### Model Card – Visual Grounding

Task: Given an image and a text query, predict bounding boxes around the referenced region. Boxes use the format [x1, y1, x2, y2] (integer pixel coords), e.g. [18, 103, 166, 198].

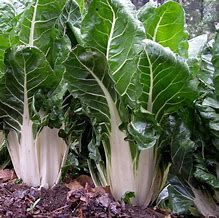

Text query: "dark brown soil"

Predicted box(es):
[0, 173, 170, 218]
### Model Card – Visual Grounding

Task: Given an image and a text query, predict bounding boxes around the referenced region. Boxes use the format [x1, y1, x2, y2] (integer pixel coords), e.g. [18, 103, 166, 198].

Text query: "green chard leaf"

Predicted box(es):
[139, 40, 195, 122]
[168, 116, 196, 181]
[0, 1, 20, 75]
[16, 0, 72, 72]
[168, 185, 194, 215]
[194, 164, 219, 190]
[138, 1, 188, 57]
[0, 1, 16, 33]
[57, 0, 83, 47]
[0, 46, 60, 134]
[17, 0, 66, 49]
[81, 0, 145, 106]
[197, 40, 215, 94]
[196, 96, 219, 150]
[64, 46, 114, 156]
[0, 45, 62, 186]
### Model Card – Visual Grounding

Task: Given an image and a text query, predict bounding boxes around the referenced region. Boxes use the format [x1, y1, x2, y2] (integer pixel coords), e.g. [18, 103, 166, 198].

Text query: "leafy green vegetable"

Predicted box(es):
[57, 0, 83, 47]
[168, 185, 195, 215]
[17, 0, 66, 48]
[139, 40, 194, 121]
[0, 0, 72, 187]
[81, 0, 145, 106]
[64, 0, 195, 207]
[0, 45, 64, 186]
[0, 1, 19, 75]
[138, 1, 188, 57]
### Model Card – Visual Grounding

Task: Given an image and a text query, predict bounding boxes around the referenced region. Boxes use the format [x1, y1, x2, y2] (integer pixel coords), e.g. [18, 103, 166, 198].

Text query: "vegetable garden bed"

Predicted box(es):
[0, 171, 170, 217]
[0, 0, 218, 217]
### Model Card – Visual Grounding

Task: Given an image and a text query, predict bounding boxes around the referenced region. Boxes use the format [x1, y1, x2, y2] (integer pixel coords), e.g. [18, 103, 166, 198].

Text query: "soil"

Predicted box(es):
[0, 170, 172, 218]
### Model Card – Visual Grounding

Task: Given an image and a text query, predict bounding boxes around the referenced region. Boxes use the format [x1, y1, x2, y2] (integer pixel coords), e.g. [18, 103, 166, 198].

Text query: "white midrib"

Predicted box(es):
[76, 56, 135, 199]
[29, 0, 39, 46]
[106, 1, 116, 60]
[21, 64, 40, 186]
[145, 47, 153, 113]
[76, 56, 118, 127]
[23, 67, 28, 118]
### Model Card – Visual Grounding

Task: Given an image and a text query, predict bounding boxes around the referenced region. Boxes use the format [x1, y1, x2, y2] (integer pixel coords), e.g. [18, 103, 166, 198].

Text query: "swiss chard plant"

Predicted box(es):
[63, 0, 195, 207]
[0, 0, 75, 187]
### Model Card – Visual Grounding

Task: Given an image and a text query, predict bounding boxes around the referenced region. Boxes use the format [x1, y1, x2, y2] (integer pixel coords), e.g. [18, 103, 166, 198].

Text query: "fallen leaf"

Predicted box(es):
[0, 169, 17, 182]
[76, 175, 94, 188]
[65, 180, 83, 191]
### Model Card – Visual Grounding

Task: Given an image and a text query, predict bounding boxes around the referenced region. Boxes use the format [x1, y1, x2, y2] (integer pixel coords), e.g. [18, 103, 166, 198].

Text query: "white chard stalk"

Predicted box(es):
[106, 97, 156, 206]
[7, 115, 67, 187]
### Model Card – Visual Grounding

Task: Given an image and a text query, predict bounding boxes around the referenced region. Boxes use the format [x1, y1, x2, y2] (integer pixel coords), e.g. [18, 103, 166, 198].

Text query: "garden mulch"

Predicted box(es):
[0, 170, 172, 218]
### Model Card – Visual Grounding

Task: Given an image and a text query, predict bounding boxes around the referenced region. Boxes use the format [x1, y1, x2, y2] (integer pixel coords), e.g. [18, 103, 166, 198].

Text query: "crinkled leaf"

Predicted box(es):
[127, 109, 160, 150]
[0, 46, 60, 134]
[139, 40, 195, 122]
[0, 34, 18, 75]
[194, 165, 219, 190]
[11, 0, 31, 14]
[170, 119, 196, 181]
[57, 0, 83, 47]
[198, 41, 215, 93]
[196, 96, 219, 150]
[17, 0, 71, 72]
[138, 1, 188, 57]
[169, 176, 194, 200]
[81, 0, 145, 106]
[45, 27, 71, 72]
[163, 113, 196, 183]
[0, 1, 19, 75]
[64, 46, 113, 137]
[0, 0, 69, 75]
[18, 0, 66, 50]
[0, 1, 16, 33]
[168, 185, 194, 215]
